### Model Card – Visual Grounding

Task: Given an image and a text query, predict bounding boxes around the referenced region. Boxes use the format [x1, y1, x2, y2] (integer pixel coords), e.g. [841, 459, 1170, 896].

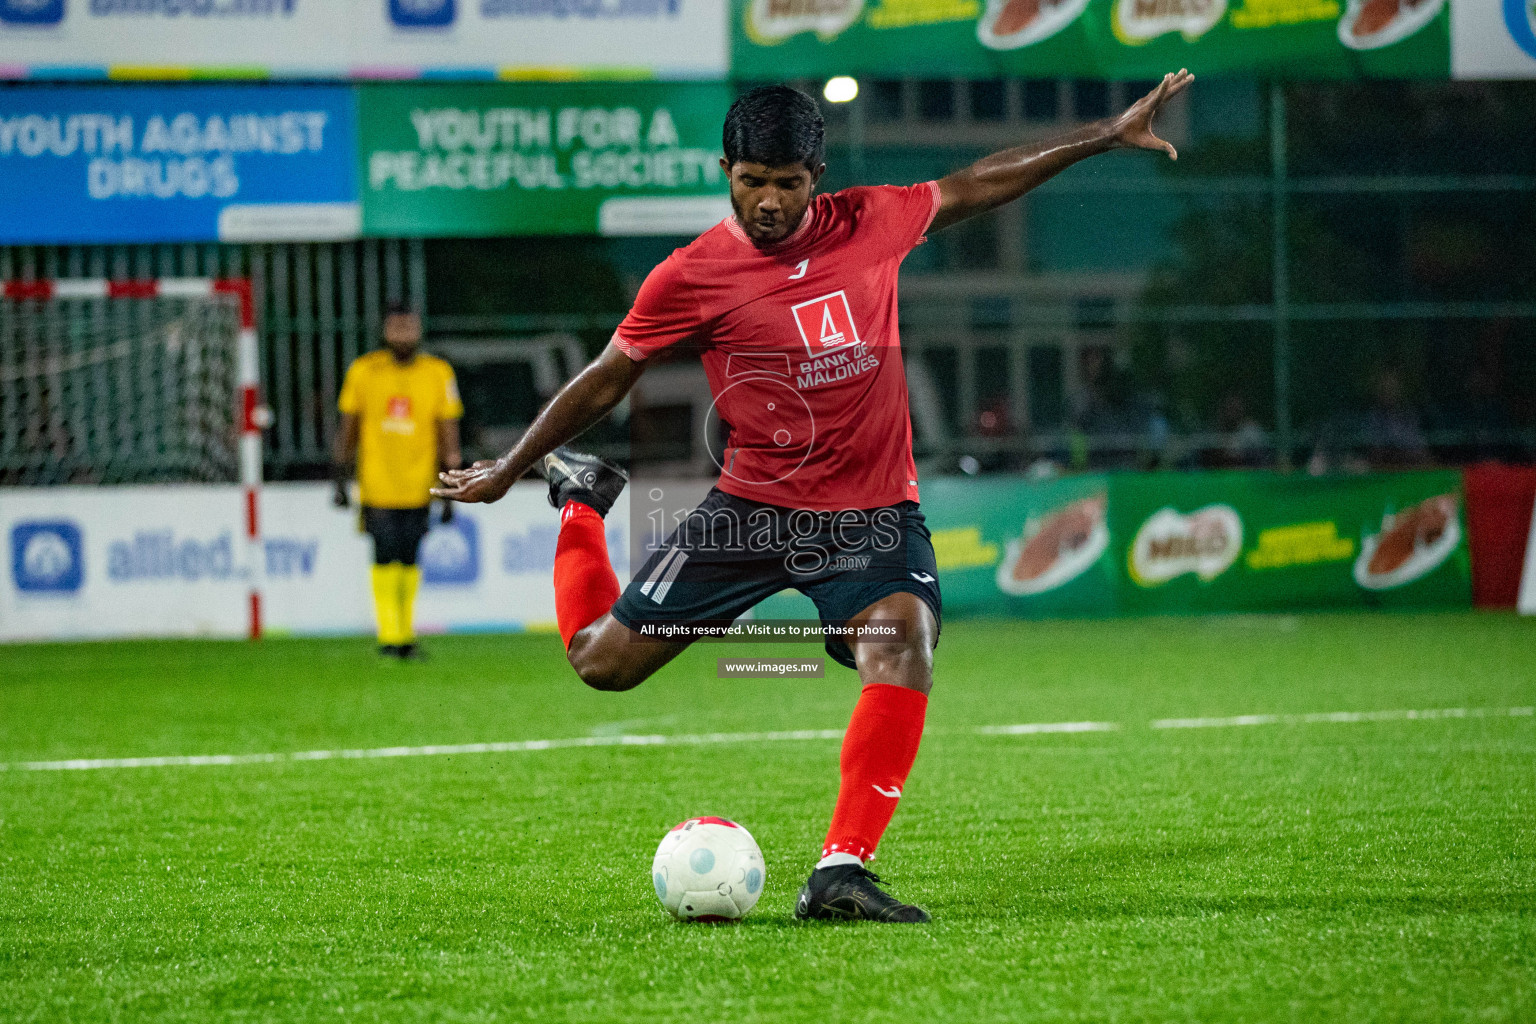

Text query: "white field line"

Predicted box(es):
[0, 730, 847, 773]
[1152, 706, 1535, 730]
[2, 709, 1530, 773]
[975, 721, 1120, 735]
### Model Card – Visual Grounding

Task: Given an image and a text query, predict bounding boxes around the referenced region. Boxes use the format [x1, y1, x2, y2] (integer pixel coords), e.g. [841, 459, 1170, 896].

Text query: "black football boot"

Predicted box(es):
[394, 642, 427, 662]
[540, 446, 629, 518]
[794, 864, 930, 923]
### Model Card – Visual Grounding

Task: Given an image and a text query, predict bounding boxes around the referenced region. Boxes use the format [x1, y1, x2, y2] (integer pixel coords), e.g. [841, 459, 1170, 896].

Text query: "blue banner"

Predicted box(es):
[0, 85, 359, 244]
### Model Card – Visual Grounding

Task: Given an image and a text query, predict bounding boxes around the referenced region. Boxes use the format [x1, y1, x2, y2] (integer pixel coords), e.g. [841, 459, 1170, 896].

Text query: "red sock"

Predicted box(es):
[822, 683, 929, 862]
[553, 501, 620, 649]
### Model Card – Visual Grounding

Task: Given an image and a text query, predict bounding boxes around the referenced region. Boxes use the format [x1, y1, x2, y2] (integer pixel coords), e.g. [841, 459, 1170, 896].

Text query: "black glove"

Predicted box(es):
[439, 498, 455, 525]
[332, 478, 350, 509]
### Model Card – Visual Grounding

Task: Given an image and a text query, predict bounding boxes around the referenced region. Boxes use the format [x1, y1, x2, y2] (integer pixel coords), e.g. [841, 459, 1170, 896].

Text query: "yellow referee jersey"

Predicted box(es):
[338, 350, 463, 509]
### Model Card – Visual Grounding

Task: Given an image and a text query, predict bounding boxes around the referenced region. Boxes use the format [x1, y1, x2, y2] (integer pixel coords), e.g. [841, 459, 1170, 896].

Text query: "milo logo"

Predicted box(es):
[746, 0, 864, 42]
[1128, 504, 1242, 587]
[1113, 0, 1226, 42]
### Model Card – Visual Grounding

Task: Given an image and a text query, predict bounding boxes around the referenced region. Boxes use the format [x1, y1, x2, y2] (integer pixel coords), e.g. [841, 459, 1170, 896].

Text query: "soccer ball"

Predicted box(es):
[651, 817, 765, 921]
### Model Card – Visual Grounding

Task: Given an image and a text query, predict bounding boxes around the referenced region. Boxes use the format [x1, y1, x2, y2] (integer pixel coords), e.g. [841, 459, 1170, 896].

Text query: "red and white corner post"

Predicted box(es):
[214, 279, 266, 640]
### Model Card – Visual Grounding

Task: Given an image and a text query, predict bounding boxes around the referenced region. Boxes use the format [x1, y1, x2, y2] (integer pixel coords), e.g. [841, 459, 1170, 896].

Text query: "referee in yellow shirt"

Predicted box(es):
[334, 301, 463, 660]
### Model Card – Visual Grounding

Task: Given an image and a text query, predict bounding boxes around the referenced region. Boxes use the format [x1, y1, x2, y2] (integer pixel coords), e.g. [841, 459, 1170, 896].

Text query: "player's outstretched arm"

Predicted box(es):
[930, 69, 1193, 233]
[431, 341, 644, 504]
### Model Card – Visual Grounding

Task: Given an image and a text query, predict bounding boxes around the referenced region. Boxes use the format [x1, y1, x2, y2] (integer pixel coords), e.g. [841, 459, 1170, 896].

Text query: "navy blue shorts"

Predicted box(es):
[610, 488, 941, 670]
[363, 506, 430, 565]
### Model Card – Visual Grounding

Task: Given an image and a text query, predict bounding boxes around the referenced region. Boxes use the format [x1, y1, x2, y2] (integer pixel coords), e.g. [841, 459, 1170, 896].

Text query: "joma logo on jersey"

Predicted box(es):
[791, 290, 862, 357]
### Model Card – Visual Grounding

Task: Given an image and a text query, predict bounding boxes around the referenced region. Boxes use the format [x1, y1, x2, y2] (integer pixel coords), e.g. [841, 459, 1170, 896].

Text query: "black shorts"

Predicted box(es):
[610, 488, 941, 670]
[362, 506, 431, 565]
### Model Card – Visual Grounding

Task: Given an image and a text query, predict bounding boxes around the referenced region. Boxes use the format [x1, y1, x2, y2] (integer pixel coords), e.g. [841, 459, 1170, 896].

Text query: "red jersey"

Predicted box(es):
[614, 181, 941, 512]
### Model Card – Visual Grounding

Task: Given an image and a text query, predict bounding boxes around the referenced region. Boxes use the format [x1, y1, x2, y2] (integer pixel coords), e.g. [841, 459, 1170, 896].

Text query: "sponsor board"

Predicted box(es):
[0, 0, 726, 80]
[995, 493, 1109, 597]
[0, 481, 627, 642]
[758, 469, 1470, 622]
[978, 0, 1092, 50]
[358, 81, 731, 237]
[1127, 504, 1243, 587]
[732, 0, 1451, 79]
[1110, 471, 1469, 613]
[0, 486, 251, 638]
[1450, 0, 1536, 78]
[1353, 493, 1461, 591]
[0, 473, 1471, 640]
[0, 85, 358, 244]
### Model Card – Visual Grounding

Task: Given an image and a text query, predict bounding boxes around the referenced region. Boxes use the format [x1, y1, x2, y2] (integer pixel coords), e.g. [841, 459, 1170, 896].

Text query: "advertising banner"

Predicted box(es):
[739, 468, 1473, 622]
[0, 0, 726, 81]
[0, 481, 627, 642]
[1108, 469, 1469, 614]
[359, 81, 732, 237]
[0, 85, 359, 244]
[924, 473, 1116, 617]
[732, 0, 1451, 81]
[1, 485, 250, 639]
[1451, 0, 1536, 78]
[258, 482, 629, 637]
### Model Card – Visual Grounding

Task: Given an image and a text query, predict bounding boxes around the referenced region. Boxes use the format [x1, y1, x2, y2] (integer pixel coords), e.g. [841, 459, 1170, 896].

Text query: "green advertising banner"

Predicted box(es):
[359, 83, 733, 239]
[733, 0, 1450, 81]
[924, 473, 1117, 617]
[758, 468, 1470, 622]
[1108, 469, 1470, 614]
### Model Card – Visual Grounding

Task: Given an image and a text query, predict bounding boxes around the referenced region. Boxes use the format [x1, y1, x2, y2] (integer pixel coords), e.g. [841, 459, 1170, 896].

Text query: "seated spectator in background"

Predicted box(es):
[1309, 366, 1430, 474]
[1202, 391, 1268, 469]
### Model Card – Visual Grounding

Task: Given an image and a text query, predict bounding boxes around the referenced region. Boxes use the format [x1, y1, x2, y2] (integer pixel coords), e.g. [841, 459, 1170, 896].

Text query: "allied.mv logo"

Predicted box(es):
[0, 0, 65, 25]
[389, 0, 454, 28]
[790, 290, 862, 357]
[11, 520, 84, 594]
[420, 514, 478, 586]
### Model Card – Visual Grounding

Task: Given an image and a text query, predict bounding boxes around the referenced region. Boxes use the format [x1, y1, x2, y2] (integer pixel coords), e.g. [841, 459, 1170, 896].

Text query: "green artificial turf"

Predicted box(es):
[1, 612, 1533, 1023]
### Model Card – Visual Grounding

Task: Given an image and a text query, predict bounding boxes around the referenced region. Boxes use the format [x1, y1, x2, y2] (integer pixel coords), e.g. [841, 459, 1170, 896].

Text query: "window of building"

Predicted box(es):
[1073, 80, 1111, 119]
[918, 79, 956, 121]
[969, 80, 1008, 121]
[868, 80, 905, 122]
[1024, 79, 1059, 121]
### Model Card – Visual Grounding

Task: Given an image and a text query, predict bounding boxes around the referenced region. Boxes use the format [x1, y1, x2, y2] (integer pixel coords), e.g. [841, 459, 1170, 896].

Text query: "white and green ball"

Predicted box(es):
[651, 817, 765, 921]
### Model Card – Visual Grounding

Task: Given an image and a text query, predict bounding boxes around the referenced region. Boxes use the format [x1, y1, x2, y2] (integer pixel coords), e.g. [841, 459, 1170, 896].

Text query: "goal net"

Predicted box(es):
[1, 279, 252, 486]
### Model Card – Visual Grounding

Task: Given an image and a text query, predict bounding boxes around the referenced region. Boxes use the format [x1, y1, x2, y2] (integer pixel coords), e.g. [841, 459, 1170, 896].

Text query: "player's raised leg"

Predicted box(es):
[543, 445, 688, 691]
[797, 591, 937, 924]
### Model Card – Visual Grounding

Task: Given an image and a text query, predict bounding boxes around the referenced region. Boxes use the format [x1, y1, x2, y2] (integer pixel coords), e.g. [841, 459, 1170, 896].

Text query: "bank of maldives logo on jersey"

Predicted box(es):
[11, 520, 84, 594]
[390, 0, 455, 27]
[0, 0, 65, 25]
[791, 291, 862, 358]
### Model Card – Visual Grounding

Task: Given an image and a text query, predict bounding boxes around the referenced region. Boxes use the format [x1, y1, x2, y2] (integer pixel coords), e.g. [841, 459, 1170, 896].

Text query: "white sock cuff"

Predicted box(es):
[815, 851, 864, 870]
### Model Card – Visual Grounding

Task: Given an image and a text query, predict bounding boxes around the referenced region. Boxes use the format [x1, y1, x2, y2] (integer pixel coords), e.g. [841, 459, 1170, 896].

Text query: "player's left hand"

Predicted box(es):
[432, 458, 513, 505]
[1113, 69, 1194, 160]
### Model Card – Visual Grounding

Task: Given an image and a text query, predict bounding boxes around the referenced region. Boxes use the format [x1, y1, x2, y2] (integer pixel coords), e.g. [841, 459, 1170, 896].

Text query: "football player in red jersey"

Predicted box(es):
[435, 70, 1193, 922]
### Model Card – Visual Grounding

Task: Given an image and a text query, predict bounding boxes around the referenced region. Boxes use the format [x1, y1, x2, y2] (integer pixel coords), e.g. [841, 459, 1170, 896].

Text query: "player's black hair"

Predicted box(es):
[722, 85, 825, 173]
[384, 298, 412, 318]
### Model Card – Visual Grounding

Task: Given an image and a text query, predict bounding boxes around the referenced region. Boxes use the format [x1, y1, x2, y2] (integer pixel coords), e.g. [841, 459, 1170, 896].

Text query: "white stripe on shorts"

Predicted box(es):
[639, 547, 680, 597]
[650, 550, 690, 604]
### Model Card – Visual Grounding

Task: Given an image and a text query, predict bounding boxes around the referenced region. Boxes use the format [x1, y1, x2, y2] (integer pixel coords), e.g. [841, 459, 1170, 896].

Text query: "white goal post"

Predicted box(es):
[1, 277, 267, 638]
